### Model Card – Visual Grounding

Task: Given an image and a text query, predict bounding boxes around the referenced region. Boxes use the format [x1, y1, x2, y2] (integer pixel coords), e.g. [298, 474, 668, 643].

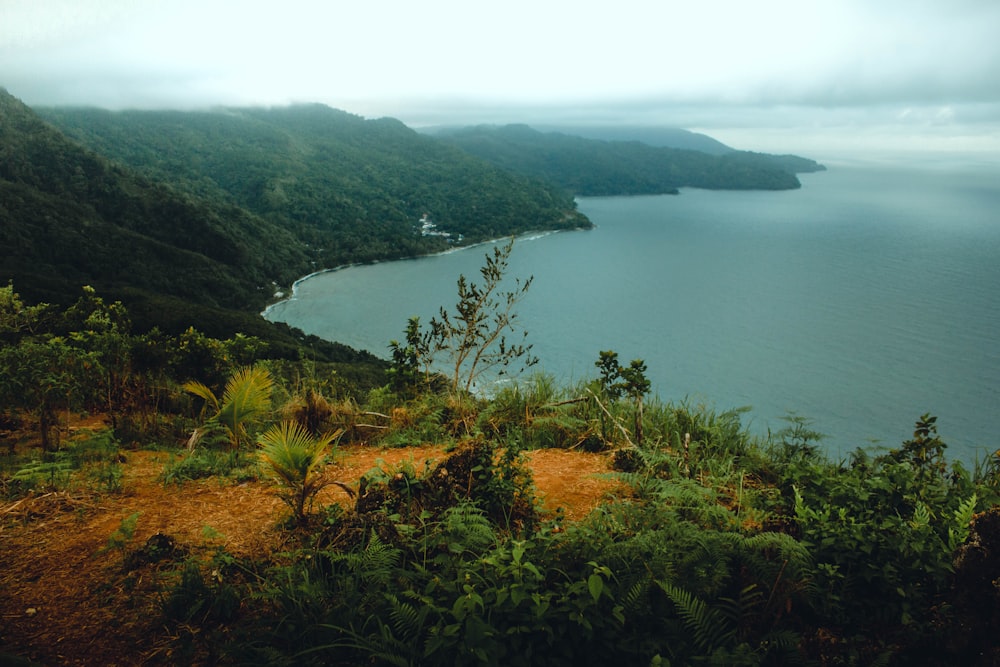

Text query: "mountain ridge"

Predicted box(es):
[2, 88, 825, 347]
[431, 123, 824, 196]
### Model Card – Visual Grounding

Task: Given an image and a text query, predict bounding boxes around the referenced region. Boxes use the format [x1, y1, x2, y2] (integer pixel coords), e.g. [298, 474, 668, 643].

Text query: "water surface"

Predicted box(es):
[267, 159, 1000, 464]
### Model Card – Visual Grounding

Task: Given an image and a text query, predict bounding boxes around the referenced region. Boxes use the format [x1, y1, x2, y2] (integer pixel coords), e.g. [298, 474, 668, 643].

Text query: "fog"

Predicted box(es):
[3, 0, 999, 157]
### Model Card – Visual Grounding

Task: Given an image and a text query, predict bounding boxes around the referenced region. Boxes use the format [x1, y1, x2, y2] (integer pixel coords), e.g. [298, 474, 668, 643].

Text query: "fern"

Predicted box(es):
[357, 531, 401, 587]
[657, 580, 735, 652]
[438, 501, 496, 556]
[618, 575, 653, 623]
[948, 492, 977, 552]
[387, 594, 424, 643]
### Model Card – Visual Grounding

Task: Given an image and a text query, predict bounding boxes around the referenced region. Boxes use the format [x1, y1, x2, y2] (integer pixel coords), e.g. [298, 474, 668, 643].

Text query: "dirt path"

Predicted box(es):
[0, 444, 619, 665]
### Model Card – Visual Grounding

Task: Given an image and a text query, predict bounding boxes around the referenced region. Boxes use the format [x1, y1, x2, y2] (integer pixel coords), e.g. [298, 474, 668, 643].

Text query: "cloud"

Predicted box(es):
[2, 0, 999, 155]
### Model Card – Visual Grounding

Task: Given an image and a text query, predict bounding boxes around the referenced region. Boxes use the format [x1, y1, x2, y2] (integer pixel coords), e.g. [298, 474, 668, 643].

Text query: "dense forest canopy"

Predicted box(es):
[421, 123, 739, 155]
[36, 103, 589, 267]
[434, 123, 825, 196]
[1, 89, 584, 339]
[0, 90, 309, 312]
[528, 124, 738, 154]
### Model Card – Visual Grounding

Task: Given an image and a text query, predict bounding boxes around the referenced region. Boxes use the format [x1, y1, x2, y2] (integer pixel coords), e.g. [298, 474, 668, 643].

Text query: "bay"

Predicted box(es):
[266, 158, 1000, 465]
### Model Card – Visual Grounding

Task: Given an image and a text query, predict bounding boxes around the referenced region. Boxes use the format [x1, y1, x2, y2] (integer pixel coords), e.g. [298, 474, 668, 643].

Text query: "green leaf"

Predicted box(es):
[588, 573, 604, 602]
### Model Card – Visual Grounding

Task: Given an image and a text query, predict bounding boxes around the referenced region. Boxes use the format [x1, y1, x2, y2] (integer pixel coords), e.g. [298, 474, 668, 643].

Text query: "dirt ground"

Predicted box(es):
[0, 431, 621, 666]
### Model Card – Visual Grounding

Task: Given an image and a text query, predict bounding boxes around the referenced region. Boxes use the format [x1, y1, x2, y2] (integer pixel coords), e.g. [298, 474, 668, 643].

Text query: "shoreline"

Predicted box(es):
[260, 227, 584, 319]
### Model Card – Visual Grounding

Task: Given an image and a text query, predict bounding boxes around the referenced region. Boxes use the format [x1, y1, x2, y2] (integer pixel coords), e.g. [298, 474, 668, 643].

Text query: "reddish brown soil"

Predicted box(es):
[0, 431, 620, 666]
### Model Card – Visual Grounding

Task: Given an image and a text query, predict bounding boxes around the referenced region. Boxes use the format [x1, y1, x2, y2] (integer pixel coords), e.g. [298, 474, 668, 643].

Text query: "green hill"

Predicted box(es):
[37, 104, 589, 269]
[1, 90, 586, 348]
[492, 123, 737, 154]
[434, 124, 824, 196]
[0, 89, 309, 314]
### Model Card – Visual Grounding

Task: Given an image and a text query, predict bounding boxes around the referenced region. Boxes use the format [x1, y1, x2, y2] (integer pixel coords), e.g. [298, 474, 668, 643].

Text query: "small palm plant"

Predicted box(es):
[184, 365, 274, 450]
[257, 420, 345, 525]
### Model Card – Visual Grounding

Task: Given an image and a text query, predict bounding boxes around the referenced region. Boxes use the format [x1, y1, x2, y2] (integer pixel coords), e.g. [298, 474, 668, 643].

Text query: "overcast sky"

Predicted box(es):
[2, 0, 999, 156]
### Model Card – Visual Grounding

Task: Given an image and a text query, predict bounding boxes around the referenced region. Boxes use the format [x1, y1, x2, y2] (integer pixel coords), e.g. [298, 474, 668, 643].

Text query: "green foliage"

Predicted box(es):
[0, 280, 51, 338]
[0, 335, 95, 450]
[75, 430, 126, 493]
[12, 456, 74, 491]
[161, 554, 243, 626]
[4, 428, 125, 497]
[787, 414, 982, 658]
[99, 511, 140, 567]
[437, 123, 809, 196]
[412, 238, 539, 394]
[184, 365, 275, 450]
[594, 351, 651, 445]
[34, 369, 980, 667]
[387, 316, 433, 396]
[476, 374, 593, 450]
[159, 448, 260, 485]
[257, 421, 343, 525]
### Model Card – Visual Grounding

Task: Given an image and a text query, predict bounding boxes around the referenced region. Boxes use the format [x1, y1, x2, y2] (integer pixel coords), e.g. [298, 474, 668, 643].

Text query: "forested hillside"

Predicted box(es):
[1, 89, 586, 343]
[38, 104, 589, 269]
[435, 124, 825, 196]
[0, 89, 310, 313]
[484, 123, 737, 154]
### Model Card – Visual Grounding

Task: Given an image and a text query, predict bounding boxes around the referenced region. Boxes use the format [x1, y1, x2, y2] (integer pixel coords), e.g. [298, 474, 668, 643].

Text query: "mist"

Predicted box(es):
[3, 0, 999, 158]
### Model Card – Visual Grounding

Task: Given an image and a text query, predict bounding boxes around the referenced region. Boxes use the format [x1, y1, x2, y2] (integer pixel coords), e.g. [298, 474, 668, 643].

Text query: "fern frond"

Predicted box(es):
[387, 594, 424, 642]
[621, 576, 652, 615]
[759, 629, 805, 663]
[439, 501, 496, 555]
[360, 531, 401, 586]
[657, 579, 735, 652]
[948, 492, 978, 551]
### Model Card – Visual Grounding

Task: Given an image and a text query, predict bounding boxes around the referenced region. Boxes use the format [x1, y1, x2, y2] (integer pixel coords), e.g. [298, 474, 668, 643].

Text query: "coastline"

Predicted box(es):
[260, 227, 584, 319]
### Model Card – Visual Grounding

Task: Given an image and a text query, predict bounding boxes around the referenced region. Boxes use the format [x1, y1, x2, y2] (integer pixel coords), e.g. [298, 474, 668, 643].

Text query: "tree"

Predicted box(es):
[388, 316, 432, 395]
[594, 350, 651, 444]
[619, 358, 651, 444]
[0, 283, 93, 449]
[0, 281, 51, 341]
[183, 365, 274, 450]
[64, 286, 135, 431]
[420, 238, 538, 393]
[0, 337, 93, 450]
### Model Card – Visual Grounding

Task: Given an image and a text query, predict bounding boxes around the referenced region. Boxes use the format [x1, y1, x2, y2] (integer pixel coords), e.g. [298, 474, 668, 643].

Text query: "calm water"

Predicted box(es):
[266, 158, 1000, 464]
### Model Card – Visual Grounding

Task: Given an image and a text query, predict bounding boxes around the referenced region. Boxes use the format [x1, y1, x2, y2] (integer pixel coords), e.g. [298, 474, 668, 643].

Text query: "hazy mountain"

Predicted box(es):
[2, 91, 585, 343]
[432, 124, 823, 196]
[38, 104, 589, 269]
[510, 124, 735, 155]
[0, 89, 310, 313]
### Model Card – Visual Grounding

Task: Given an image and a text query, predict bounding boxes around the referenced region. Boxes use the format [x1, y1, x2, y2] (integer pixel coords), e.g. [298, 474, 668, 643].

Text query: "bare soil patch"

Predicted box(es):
[0, 439, 619, 666]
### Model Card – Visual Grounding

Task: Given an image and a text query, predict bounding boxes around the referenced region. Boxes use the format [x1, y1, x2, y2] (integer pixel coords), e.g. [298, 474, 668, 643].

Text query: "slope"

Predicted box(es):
[0, 90, 313, 314]
[434, 124, 825, 196]
[38, 104, 590, 269]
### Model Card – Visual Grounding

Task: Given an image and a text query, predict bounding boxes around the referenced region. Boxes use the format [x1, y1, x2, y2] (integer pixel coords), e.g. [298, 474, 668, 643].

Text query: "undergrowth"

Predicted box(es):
[148, 375, 1000, 666]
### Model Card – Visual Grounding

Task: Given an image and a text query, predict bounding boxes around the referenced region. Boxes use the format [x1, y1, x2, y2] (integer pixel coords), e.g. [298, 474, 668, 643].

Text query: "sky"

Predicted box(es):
[2, 0, 1000, 157]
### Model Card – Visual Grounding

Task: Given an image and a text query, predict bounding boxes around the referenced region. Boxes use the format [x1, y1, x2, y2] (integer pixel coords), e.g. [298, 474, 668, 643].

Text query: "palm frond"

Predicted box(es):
[257, 421, 343, 522]
[217, 366, 274, 445]
[182, 379, 219, 413]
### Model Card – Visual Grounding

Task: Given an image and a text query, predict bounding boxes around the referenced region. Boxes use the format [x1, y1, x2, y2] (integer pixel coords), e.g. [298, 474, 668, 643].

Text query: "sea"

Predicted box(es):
[265, 155, 1000, 466]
